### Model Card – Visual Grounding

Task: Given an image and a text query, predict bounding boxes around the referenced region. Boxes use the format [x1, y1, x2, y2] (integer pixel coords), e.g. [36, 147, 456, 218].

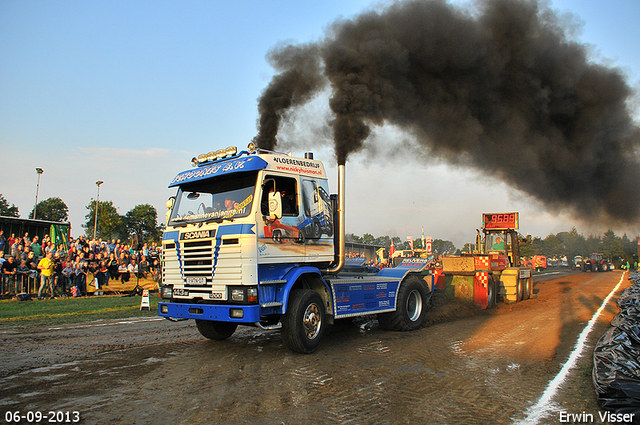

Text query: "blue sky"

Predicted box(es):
[1, 0, 639, 246]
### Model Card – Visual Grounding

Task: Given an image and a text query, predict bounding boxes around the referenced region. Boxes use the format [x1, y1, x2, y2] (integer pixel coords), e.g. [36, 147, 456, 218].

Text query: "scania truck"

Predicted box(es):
[159, 144, 434, 353]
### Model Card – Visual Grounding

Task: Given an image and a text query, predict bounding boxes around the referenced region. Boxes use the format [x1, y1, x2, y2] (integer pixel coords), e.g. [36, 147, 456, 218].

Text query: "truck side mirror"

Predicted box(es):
[269, 192, 283, 220]
[165, 197, 175, 224]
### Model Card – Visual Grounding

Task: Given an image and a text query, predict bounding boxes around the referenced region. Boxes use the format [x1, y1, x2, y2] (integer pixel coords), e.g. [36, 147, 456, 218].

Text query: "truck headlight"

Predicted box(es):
[229, 286, 259, 304]
[231, 289, 245, 302]
[161, 285, 173, 299]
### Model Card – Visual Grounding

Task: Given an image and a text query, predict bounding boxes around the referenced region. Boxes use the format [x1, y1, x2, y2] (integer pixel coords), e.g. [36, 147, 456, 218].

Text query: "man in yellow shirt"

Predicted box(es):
[37, 251, 56, 299]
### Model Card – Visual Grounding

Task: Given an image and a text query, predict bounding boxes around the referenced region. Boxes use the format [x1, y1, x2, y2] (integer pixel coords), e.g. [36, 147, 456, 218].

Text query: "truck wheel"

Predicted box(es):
[516, 278, 524, 302]
[486, 275, 496, 309]
[378, 276, 430, 331]
[195, 319, 238, 340]
[523, 277, 532, 300]
[592, 263, 598, 272]
[282, 289, 325, 353]
[599, 263, 608, 272]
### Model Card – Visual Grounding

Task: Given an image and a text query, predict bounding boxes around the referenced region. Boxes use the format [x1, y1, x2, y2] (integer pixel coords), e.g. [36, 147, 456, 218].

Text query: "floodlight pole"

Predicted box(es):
[94, 181, 104, 240]
[34, 168, 44, 219]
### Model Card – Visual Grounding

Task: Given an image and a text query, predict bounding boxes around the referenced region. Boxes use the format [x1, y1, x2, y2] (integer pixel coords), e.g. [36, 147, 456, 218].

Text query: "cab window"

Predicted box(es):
[261, 176, 298, 216]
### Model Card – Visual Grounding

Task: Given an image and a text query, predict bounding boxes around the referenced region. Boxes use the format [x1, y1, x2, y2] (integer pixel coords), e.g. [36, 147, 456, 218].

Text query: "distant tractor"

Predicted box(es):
[582, 253, 611, 272]
[441, 212, 533, 308]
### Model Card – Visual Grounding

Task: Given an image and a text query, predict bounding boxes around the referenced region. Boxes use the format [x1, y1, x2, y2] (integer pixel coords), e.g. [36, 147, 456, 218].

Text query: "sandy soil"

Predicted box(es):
[0, 269, 631, 425]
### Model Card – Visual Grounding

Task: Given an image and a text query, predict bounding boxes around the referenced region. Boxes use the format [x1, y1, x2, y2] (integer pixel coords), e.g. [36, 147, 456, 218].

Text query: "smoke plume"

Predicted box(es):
[255, 0, 640, 224]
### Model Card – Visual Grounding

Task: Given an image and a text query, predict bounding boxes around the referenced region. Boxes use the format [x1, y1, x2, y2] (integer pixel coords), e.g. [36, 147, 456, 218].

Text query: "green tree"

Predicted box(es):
[585, 235, 603, 255]
[602, 230, 624, 260]
[29, 197, 69, 221]
[0, 194, 19, 217]
[84, 199, 124, 240]
[123, 204, 161, 243]
[432, 239, 456, 255]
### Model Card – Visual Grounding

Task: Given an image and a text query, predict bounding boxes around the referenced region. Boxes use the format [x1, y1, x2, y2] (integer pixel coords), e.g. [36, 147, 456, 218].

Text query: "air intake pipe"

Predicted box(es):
[324, 164, 345, 274]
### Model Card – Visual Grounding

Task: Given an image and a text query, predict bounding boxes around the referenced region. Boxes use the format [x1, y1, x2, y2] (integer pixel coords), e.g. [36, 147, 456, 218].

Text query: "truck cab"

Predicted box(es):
[159, 144, 434, 353]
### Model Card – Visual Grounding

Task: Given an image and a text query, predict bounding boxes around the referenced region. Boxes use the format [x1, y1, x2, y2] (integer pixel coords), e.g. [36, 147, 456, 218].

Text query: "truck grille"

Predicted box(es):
[181, 240, 213, 286]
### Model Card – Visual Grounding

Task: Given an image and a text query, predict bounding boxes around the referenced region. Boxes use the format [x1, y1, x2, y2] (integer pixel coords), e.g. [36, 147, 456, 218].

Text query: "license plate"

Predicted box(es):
[186, 277, 206, 285]
[174, 288, 189, 296]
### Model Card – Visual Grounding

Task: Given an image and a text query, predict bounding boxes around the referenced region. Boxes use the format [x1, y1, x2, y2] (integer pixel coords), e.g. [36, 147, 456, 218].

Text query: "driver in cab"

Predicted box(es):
[491, 237, 505, 250]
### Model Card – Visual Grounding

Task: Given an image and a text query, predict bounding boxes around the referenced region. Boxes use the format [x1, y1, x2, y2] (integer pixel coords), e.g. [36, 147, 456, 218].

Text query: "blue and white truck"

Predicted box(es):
[159, 144, 434, 353]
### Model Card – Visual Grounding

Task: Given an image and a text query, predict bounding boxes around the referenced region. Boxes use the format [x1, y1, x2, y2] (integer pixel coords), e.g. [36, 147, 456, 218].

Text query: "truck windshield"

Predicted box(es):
[169, 171, 257, 225]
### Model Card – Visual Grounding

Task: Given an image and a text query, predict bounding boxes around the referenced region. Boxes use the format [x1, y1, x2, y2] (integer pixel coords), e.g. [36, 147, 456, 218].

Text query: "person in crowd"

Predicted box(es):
[107, 252, 119, 282]
[11, 242, 21, 262]
[16, 259, 29, 293]
[0, 230, 5, 254]
[31, 236, 42, 260]
[96, 260, 109, 290]
[119, 251, 130, 267]
[67, 244, 78, 262]
[139, 255, 150, 277]
[128, 258, 139, 278]
[150, 258, 161, 284]
[118, 261, 130, 283]
[21, 245, 31, 262]
[37, 251, 56, 300]
[73, 261, 87, 296]
[61, 260, 74, 295]
[52, 253, 65, 295]
[25, 251, 37, 273]
[2, 255, 17, 294]
[22, 232, 30, 247]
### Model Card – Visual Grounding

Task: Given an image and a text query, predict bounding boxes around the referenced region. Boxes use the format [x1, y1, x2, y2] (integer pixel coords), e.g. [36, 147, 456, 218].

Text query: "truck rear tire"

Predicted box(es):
[516, 278, 524, 302]
[195, 319, 238, 340]
[486, 275, 496, 309]
[378, 276, 430, 331]
[523, 277, 532, 300]
[282, 289, 326, 353]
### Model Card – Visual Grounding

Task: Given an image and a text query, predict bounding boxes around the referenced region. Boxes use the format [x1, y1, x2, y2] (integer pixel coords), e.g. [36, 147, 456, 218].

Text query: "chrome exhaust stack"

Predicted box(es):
[324, 164, 345, 274]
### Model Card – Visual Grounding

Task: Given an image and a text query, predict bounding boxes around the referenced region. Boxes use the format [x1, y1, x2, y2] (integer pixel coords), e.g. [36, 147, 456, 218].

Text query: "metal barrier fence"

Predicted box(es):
[1, 270, 162, 299]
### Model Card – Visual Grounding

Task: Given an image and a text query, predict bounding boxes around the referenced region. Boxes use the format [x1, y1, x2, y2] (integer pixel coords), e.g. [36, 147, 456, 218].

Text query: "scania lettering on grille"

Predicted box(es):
[181, 230, 213, 240]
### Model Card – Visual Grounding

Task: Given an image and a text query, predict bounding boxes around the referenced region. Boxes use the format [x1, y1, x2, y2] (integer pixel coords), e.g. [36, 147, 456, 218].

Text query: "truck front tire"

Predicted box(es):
[378, 276, 430, 331]
[195, 319, 238, 340]
[282, 289, 326, 353]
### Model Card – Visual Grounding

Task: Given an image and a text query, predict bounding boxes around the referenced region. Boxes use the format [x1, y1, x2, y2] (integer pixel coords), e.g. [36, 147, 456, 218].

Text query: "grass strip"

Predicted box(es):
[0, 295, 160, 328]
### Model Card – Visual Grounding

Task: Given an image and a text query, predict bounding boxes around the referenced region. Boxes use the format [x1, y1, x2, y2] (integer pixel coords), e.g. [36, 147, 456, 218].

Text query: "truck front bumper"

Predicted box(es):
[159, 301, 262, 324]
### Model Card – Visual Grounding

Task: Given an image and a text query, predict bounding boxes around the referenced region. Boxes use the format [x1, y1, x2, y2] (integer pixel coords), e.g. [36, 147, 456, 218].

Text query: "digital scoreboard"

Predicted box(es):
[482, 212, 519, 230]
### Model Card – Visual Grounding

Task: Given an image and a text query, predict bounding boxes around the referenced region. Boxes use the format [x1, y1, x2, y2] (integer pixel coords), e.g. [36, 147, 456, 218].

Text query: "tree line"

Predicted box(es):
[0, 193, 163, 243]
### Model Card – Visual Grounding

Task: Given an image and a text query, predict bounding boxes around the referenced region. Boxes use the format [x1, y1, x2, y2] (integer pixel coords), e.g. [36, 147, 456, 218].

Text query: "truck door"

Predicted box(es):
[257, 174, 306, 263]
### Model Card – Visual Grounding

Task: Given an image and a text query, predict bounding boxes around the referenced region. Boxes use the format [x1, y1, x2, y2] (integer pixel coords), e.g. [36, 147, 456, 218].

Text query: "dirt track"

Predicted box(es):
[0, 270, 630, 424]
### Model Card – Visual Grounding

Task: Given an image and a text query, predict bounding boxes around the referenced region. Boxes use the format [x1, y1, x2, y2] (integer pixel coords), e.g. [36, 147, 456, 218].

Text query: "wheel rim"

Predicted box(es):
[406, 289, 423, 322]
[303, 303, 322, 340]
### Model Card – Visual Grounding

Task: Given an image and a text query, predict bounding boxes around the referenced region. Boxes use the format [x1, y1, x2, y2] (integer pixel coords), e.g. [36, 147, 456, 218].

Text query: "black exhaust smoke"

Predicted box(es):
[254, 0, 640, 224]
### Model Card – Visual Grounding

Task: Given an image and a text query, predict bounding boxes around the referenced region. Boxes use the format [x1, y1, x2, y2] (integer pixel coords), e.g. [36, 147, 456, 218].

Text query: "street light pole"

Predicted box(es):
[94, 181, 104, 240]
[34, 168, 44, 219]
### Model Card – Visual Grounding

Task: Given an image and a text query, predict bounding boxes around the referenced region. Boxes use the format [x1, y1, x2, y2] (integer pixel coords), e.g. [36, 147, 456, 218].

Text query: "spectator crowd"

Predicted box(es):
[0, 230, 161, 299]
